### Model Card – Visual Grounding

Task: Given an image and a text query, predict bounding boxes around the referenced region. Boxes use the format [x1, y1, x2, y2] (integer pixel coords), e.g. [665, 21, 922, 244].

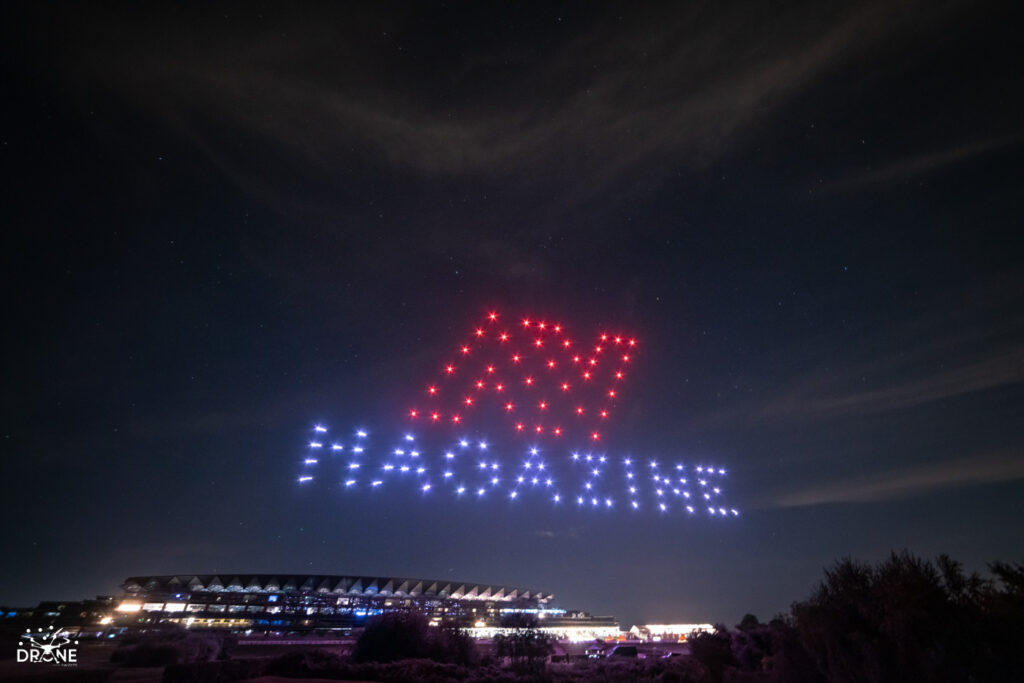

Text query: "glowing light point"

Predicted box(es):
[554, 494, 561, 502]
[309, 442, 323, 449]
[445, 452, 454, 459]
[422, 483, 431, 492]
[331, 444, 343, 451]
[477, 488, 485, 496]
[459, 439, 469, 448]
[457, 487, 466, 495]
[372, 480, 383, 487]
[298, 476, 313, 483]
[313, 425, 327, 433]
[632, 501, 639, 509]
[304, 458, 318, 465]
[345, 479, 356, 486]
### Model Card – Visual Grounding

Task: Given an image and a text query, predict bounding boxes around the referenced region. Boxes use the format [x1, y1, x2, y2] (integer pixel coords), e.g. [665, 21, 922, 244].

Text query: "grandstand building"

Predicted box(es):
[112, 574, 619, 640]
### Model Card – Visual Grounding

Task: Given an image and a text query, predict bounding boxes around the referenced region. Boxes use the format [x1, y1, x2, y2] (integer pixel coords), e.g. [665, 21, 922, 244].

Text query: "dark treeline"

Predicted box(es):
[147, 551, 1024, 682]
[691, 551, 1024, 683]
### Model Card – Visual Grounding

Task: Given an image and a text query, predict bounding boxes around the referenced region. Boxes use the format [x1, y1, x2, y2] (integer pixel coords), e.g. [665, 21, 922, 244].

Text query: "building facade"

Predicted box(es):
[112, 574, 618, 641]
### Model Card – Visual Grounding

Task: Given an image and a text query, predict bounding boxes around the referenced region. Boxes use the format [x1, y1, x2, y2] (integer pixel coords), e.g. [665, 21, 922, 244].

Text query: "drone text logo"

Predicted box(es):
[17, 627, 78, 665]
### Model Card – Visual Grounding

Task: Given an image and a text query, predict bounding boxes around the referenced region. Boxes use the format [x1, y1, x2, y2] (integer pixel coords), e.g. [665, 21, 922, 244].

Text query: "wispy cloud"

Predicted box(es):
[687, 271, 1024, 430]
[774, 449, 1024, 507]
[827, 132, 1024, 191]
[47, 1, 954, 214]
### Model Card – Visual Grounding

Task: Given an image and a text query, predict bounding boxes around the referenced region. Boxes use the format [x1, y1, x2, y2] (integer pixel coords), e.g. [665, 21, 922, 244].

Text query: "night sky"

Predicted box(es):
[2, 2, 1022, 629]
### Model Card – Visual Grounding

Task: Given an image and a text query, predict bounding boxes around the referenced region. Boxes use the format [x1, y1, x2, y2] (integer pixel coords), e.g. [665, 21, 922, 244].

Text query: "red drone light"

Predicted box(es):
[413, 314, 638, 441]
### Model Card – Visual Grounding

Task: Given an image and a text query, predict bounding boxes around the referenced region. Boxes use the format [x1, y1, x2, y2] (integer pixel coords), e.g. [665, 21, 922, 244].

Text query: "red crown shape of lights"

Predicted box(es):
[407, 312, 637, 443]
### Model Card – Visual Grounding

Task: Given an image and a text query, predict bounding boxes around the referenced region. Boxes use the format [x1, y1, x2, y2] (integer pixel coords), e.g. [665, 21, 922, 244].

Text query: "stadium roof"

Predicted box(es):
[122, 575, 552, 602]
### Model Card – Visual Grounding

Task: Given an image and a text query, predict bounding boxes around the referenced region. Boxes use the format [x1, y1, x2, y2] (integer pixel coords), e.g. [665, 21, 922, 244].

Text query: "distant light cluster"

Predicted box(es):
[297, 312, 739, 518]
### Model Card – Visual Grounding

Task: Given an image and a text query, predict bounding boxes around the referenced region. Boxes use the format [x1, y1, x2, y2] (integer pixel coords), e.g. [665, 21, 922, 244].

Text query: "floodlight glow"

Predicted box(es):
[352, 446, 364, 453]
[459, 440, 469, 448]
[349, 463, 360, 469]
[422, 483, 431, 492]
[631, 501, 639, 509]
[400, 465, 410, 472]
[479, 441, 488, 449]
[383, 464, 394, 471]
[394, 449, 405, 456]
[309, 442, 323, 448]
[314, 425, 327, 433]
[298, 476, 313, 482]
[331, 444, 343, 451]
[554, 494, 561, 502]
[304, 459, 318, 465]
[356, 430, 367, 438]
[417, 467, 425, 474]
[405, 434, 414, 442]
[510, 491, 518, 499]
[445, 452, 454, 459]
[687, 506, 695, 513]
[456, 486, 466, 494]
[477, 488, 485, 496]
[372, 480, 383, 487]
[345, 479, 356, 486]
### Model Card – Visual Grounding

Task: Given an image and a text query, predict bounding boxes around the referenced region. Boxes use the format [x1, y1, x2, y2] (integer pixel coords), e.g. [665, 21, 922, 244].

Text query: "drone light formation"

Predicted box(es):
[295, 311, 739, 518]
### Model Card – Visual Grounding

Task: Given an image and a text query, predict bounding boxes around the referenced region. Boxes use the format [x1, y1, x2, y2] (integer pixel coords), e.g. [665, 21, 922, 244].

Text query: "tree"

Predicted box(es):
[493, 614, 554, 674]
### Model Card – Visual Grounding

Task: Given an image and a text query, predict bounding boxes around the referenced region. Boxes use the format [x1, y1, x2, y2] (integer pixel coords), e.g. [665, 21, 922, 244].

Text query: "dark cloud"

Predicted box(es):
[774, 449, 1024, 507]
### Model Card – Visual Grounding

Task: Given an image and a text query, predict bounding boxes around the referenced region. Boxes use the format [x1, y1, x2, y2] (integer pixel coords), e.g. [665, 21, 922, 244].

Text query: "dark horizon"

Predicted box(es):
[2, 1, 1022, 630]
